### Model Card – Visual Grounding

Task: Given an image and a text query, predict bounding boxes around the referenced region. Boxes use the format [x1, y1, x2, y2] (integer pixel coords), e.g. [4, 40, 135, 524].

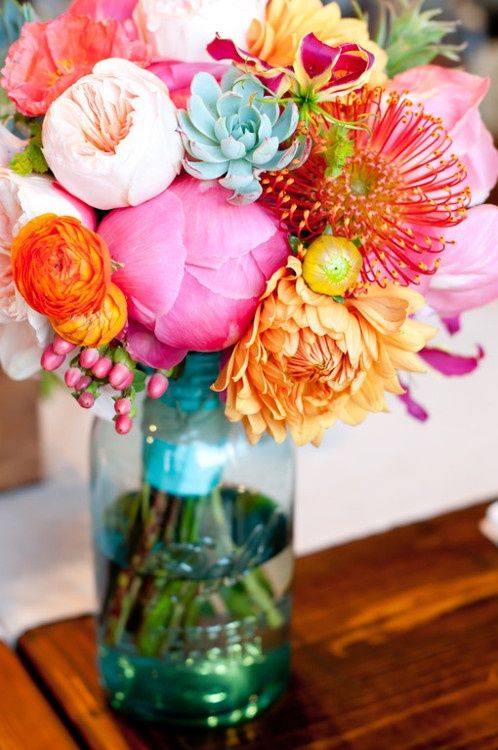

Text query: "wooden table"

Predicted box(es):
[4, 502, 498, 749]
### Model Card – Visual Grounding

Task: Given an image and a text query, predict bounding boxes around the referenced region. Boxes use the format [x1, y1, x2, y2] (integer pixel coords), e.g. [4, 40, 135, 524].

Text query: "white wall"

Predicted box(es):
[40, 302, 498, 555]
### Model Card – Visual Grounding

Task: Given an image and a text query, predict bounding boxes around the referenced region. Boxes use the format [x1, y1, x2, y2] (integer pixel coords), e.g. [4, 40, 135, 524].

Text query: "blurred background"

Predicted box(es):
[1, 0, 497, 562]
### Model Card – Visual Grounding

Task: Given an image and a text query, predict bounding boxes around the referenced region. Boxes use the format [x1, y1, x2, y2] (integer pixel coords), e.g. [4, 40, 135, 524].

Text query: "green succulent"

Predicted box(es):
[178, 68, 305, 205]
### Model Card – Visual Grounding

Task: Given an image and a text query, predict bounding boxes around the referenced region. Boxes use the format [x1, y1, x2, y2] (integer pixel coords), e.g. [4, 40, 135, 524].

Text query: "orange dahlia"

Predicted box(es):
[11, 214, 111, 319]
[51, 283, 127, 348]
[247, 0, 387, 84]
[262, 88, 470, 287]
[213, 257, 435, 446]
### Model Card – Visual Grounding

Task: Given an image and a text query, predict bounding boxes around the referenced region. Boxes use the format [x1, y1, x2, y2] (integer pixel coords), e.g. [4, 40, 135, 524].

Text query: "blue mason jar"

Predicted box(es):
[90, 352, 295, 727]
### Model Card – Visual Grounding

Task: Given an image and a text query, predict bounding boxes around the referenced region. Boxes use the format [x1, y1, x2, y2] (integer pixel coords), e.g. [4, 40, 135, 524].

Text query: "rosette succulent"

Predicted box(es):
[178, 68, 304, 204]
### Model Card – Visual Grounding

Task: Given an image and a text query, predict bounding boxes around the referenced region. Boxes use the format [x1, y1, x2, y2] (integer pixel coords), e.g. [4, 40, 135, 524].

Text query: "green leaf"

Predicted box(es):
[9, 139, 49, 175]
[9, 149, 32, 175]
[132, 370, 147, 392]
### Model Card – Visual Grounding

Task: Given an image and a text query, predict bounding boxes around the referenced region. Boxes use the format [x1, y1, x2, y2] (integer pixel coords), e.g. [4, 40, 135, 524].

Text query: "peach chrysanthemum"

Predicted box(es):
[247, 0, 387, 84]
[213, 257, 435, 446]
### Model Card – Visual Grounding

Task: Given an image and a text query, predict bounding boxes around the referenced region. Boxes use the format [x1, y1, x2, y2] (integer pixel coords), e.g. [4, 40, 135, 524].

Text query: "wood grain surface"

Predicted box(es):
[0, 641, 78, 750]
[0, 372, 41, 491]
[18, 502, 498, 749]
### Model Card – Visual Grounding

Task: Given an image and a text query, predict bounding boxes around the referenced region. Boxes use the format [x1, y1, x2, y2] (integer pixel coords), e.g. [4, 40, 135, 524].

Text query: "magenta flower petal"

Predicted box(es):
[155, 271, 259, 351]
[206, 36, 286, 92]
[441, 316, 461, 336]
[99, 191, 187, 322]
[126, 320, 187, 370]
[299, 33, 341, 79]
[419, 345, 485, 376]
[398, 381, 429, 422]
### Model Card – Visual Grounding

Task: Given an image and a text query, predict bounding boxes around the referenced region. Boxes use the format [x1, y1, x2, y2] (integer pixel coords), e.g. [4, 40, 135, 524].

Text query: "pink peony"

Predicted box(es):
[148, 60, 227, 108]
[391, 65, 498, 205]
[423, 204, 498, 318]
[99, 176, 289, 369]
[1, 13, 149, 117]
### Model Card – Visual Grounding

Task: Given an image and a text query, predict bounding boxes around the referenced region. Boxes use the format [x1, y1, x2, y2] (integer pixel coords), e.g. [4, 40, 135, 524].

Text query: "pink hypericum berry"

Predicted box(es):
[79, 348, 100, 369]
[119, 370, 135, 390]
[114, 398, 132, 416]
[41, 346, 65, 372]
[115, 414, 133, 435]
[91, 356, 113, 379]
[76, 375, 92, 391]
[78, 391, 95, 409]
[109, 363, 131, 390]
[147, 373, 169, 400]
[52, 335, 76, 356]
[65, 367, 82, 389]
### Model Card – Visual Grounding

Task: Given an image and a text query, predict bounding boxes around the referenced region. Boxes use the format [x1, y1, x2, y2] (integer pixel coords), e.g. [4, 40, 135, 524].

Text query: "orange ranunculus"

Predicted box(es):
[213, 257, 435, 446]
[11, 214, 111, 319]
[51, 283, 127, 348]
[247, 0, 387, 84]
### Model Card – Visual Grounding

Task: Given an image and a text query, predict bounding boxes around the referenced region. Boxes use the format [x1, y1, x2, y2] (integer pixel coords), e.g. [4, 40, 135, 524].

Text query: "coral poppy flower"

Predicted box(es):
[214, 257, 435, 446]
[1, 13, 149, 117]
[11, 214, 111, 320]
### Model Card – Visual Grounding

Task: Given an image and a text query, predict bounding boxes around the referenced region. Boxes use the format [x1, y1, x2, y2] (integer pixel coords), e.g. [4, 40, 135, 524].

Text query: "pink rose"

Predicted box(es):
[99, 176, 288, 368]
[391, 65, 498, 205]
[1, 12, 149, 117]
[423, 204, 498, 318]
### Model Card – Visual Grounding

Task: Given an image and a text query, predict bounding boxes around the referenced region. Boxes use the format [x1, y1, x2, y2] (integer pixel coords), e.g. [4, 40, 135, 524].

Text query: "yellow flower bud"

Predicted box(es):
[302, 235, 362, 296]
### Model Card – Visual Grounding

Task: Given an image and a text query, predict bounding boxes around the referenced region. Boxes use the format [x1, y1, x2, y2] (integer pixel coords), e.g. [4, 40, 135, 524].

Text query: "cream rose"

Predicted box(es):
[0, 170, 95, 379]
[42, 58, 184, 211]
[133, 0, 267, 63]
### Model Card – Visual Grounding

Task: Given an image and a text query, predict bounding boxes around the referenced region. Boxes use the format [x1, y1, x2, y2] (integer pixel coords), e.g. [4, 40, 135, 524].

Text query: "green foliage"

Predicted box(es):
[324, 126, 354, 179]
[9, 118, 49, 175]
[374, 0, 464, 77]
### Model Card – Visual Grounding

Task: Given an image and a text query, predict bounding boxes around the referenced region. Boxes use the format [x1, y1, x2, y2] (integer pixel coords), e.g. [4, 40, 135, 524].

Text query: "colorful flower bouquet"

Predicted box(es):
[1, 0, 497, 728]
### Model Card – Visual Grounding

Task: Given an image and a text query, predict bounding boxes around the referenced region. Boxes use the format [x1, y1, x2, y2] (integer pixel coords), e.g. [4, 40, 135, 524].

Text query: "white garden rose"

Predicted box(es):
[0, 170, 95, 379]
[42, 58, 184, 211]
[133, 0, 267, 63]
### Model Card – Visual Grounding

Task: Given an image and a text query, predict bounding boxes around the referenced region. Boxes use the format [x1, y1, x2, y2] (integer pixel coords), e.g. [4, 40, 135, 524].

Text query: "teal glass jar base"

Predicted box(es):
[99, 641, 290, 727]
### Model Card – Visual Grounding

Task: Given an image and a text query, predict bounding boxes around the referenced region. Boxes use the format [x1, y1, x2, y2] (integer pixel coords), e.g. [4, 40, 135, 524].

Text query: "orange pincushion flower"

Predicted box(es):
[11, 214, 111, 319]
[51, 283, 127, 348]
[262, 88, 470, 287]
[213, 257, 435, 446]
[247, 0, 387, 84]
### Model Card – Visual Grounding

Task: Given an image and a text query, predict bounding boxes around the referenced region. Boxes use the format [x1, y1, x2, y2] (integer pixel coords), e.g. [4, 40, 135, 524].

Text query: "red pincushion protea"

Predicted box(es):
[262, 87, 471, 287]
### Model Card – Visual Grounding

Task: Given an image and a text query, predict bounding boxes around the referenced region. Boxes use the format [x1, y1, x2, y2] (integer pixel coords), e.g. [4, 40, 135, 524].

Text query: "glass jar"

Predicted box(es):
[90, 352, 295, 727]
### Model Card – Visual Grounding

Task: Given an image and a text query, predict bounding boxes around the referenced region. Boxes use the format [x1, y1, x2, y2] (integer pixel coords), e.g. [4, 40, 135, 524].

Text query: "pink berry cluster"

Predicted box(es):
[41, 335, 169, 434]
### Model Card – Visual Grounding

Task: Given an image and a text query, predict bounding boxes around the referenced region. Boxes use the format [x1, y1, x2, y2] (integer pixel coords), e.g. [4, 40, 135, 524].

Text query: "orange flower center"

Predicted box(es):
[285, 332, 356, 389]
